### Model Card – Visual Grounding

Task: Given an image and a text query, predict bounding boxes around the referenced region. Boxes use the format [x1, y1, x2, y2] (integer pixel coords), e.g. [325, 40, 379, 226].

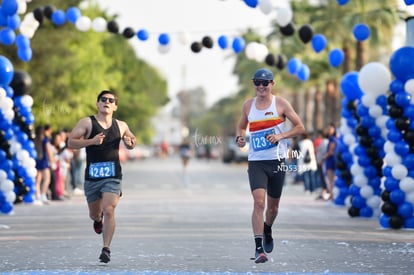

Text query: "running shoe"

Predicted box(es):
[99, 247, 111, 263]
[263, 223, 274, 253]
[93, 213, 103, 234]
[254, 249, 268, 264]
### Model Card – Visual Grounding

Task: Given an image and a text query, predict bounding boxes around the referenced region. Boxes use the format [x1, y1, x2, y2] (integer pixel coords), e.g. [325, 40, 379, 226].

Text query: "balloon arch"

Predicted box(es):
[1, 0, 414, 230]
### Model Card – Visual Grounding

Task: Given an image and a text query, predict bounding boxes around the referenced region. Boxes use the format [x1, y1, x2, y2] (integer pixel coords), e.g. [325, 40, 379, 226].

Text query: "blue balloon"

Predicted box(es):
[360, 115, 375, 128]
[368, 126, 381, 137]
[329, 48, 344, 67]
[357, 155, 371, 167]
[158, 33, 170, 45]
[0, 200, 13, 214]
[51, 10, 66, 26]
[349, 184, 361, 196]
[394, 140, 410, 156]
[398, 202, 413, 218]
[364, 165, 378, 178]
[297, 64, 310, 81]
[360, 206, 373, 217]
[217, 35, 229, 49]
[394, 91, 411, 107]
[7, 14, 20, 30]
[311, 34, 327, 53]
[352, 195, 366, 208]
[1, 0, 18, 16]
[17, 47, 32, 62]
[232, 37, 245, 54]
[353, 23, 370, 41]
[390, 189, 405, 205]
[376, 94, 388, 109]
[0, 55, 13, 85]
[404, 105, 414, 119]
[389, 46, 414, 82]
[337, 0, 350, 5]
[340, 71, 362, 100]
[379, 214, 390, 228]
[137, 29, 149, 41]
[403, 153, 414, 169]
[384, 177, 399, 192]
[404, 216, 414, 229]
[66, 7, 81, 24]
[382, 166, 393, 177]
[15, 34, 30, 48]
[389, 79, 405, 93]
[244, 0, 259, 8]
[356, 104, 369, 116]
[287, 58, 301, 74]
[404, 0, 414, 5]
[0, 28, 15, 45]
[387, 129, 402, 143]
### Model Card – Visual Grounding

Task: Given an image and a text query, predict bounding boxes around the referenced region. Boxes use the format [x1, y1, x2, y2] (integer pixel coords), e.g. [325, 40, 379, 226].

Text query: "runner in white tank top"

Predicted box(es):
[235, 68, 305, 264]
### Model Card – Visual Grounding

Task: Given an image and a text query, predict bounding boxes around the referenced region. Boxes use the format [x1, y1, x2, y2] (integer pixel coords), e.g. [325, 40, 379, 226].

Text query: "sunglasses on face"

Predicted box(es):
[100, 96, 115, 103]
[253, 79, 272, 87]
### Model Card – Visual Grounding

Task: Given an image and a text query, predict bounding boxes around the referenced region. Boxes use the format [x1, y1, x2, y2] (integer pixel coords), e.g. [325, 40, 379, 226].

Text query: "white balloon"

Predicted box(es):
[158, 44, 171, 54]
[361, 94, 376, 107]
[383, 141, 395, 154]
[177, 31, 190, 45]
[5, 190, 16, 203]
[358, 62, 391, 96]
[259, 0, 273, 15]
[92, 17, 107, 32]
[276, 7, 293, 27]
[368, 105, 383, 118]
[245, 42, 260, 60]
[343, 133, 355, 146]
[404, 78, 414, 95]
[17, 0, 27, 14]
[376, 115, 388, 130]
[406, 190, 414, 205]
[345, 196, 352, 207]
[253, 43, 269, 63]
[400, 177, 414, 193]
[350, 163, 364, 175]
[76, 16, 92, 32]
[21, 95, 33, 107]
[4, 109, 14, 121]
[366, 195, 381, 208]
[384, 152, 401, 167]
[391, 164, 408, 180]
[0, 170, 7, 182]
[360, 185, 374, 199]
[0, 87, 6, 99]
[354, 174, 368, 187]
[0, 97, 13, 109]
[0, 179, 14, 193]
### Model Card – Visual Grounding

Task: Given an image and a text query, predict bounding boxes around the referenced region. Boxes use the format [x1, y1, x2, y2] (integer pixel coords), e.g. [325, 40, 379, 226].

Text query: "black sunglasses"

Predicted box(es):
[253, 79, 272, 87]
[100, 96, 115, 103]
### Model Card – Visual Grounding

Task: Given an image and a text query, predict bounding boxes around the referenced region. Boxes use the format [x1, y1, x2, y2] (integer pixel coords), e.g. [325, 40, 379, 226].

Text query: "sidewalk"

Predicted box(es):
[0, 157, 413, 275]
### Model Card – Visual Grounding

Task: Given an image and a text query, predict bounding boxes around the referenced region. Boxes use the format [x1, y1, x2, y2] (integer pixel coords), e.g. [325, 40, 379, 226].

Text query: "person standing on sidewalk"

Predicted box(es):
[68, 90, 136, 263]
[236, 68, 305, 263]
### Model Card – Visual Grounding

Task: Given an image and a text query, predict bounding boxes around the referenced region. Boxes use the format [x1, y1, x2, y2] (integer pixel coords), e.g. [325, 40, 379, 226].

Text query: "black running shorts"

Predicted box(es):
[247, 159, 286, 199]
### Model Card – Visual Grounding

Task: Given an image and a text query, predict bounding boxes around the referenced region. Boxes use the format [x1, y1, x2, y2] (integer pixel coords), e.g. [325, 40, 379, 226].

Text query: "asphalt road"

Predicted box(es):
[0, 156, 413, 275]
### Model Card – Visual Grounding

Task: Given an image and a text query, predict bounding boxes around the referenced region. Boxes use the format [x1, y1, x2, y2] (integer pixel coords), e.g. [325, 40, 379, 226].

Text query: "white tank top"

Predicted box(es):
[247, 95, 288, 160]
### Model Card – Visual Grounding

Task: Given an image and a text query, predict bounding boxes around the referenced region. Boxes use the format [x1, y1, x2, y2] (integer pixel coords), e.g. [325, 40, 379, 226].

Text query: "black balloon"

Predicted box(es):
[279, 23, 295, 36]
[190, 42, 202, 53]
[389, 215, 404, 229]
[387, 93, 396, 105]
[276, 54, 287, 70]
[265, 53, 276, 66]
[381, 190, 390, 202]
[356, 125, 368, 136]
[10, 70, 32, 97]
[298, 24, 313, 43]
[388, 105, 404, 118]
[348, 206, 360, 217]
[381, 201, 398, 216]
[395, 117, 410, 131]
[33, 7, 44, 24]
[122, 27, 135, 39]
[107, 20, 119, 34]
[43, 5, 55, 19]
[403, 130, 414, 145]
[201, 36, 214, 48]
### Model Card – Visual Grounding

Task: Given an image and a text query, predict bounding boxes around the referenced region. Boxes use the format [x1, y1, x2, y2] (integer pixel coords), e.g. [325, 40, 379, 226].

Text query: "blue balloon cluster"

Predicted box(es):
[379, 47, 414, 229]
[287, 58, 310, 81]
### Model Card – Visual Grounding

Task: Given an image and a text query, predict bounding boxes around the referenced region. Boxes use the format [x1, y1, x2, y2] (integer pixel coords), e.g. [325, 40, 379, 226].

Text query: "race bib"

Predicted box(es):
[89, 161, 115, 179]
[250, 129, 276, 152]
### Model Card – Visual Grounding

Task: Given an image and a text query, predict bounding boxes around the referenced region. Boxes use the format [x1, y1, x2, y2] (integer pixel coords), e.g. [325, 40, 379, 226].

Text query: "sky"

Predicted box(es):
[93, 0, 414, 108]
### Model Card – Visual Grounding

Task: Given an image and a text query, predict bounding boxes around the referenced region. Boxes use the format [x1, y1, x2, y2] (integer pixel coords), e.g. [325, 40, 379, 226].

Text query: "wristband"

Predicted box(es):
[236, 136, 243, 142]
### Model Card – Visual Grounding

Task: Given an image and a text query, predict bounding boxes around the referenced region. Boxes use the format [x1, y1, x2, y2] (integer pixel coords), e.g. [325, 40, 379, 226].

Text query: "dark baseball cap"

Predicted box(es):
[252, 68, 274, 80]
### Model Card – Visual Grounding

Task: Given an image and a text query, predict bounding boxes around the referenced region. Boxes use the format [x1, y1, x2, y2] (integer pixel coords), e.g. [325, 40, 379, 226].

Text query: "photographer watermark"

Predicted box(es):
[192, 128, 223, 148]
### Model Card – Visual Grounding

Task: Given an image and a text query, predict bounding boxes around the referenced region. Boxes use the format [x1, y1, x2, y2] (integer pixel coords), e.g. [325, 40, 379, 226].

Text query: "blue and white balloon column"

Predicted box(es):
[0, 56, 37, 214]
[379, 46, 414, 229]
[336, 72, 362, 207]
[346, 63, 390, 218]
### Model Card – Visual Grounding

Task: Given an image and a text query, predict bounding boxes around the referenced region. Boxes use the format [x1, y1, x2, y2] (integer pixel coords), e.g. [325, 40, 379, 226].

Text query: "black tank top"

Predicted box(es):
[85, 116, 122, 181]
